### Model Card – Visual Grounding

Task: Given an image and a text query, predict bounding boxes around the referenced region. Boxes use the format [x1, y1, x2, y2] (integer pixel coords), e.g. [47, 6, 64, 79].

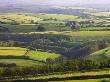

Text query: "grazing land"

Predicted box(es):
[1, 1, 110, 81]
[0, 47, 62, 66]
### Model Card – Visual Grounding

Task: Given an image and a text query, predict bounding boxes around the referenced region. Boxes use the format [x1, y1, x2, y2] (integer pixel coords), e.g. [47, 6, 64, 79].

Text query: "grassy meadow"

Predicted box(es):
[87, 47, 110, 60]
[29, 31, 110, 38]
[4, 69, 110, 82]
[1, 12, 110, 81]
[0, 13, 78, 24]
[1, 13, 110, 33]
[0, 47, 62, 66]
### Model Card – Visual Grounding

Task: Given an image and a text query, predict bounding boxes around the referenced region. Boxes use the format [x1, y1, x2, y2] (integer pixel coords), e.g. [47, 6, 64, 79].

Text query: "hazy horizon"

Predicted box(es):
[0, 0, 110, 6]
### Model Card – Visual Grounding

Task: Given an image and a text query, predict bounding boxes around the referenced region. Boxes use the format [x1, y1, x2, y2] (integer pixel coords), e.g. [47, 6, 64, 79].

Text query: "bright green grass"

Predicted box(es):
[34, 70, 110, 80]
[0, 47, 26, 56]
[0, 59, 43, 66]
[0, 13, 41, 23]
[0, 47, 62, 61]
[27, 51, 62, 61]
[37, 13, 78, 20]
[63, 31, 110, 37]
[92, 12, 110, 17]
[50, 78, 110, 82]
[29, 31, 63, 35]
[87, 47, 110, 60]
[29, 31, 110, 37]
[0, 47, 62, 66]
[0, 13, 78, 24]
[10, 70, 110, 81]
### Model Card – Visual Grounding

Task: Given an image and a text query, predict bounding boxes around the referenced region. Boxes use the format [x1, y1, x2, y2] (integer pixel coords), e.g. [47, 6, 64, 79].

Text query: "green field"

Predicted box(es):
[28, 31, 110, 37]
[0, 13, 79, 33]
[0, 13, 78, 24]
[27, 51, 61, 61]
[87, 47, 110, 60]
[36, 13, 78, 20]
[1, 12, 110, 81]
[0, 47, 62, 66]
[1, 4, 110, 82]
[5, 69, 110, 82]
[0, 13, 41, 24]
[64, 31, 110, 37]
[50, 79, 110, 82]
[1, 24, 37, 33]
[1, 13, 110, 33]
[0, 47, 26, 56]
[0, 59, 43, 66]
[1, 24, 71, 33]
[91, 12, 110, 17]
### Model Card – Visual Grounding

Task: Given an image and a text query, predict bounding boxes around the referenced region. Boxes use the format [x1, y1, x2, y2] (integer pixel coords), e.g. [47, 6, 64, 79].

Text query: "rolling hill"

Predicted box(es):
[87, 47, 110, 60]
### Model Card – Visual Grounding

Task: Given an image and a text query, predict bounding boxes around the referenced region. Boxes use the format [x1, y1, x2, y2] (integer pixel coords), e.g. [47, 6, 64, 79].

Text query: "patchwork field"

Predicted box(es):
[0, 13, 78, 24]
[5, 69, 110, 82]
[1, 2, 110, 82]
[0, 47, 62, 66]
[0, 13, 41, 24]
[1, 13, 110, 33]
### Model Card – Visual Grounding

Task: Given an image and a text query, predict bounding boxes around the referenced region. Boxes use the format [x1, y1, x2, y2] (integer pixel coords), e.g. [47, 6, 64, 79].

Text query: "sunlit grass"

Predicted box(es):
[27, 51, 62, 61]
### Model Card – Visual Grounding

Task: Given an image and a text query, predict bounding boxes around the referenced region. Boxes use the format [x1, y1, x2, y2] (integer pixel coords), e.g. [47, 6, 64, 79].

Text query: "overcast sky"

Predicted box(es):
[73, 0, 110, 4]
[23, 0, 110, 5]
[1, 0, 110, 5]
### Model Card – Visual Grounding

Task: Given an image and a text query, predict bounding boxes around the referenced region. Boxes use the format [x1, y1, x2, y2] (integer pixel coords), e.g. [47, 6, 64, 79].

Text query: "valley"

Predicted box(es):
[0, 0, 110, 81]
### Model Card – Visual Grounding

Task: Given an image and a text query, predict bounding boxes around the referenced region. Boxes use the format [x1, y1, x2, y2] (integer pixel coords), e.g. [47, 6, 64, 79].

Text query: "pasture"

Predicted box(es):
[4, 69, 110, 82]
[0, 13, 78, 24]
[87, 47, 110, 60]
[1, 13, 110, 33]
[0, 47, 62, 66]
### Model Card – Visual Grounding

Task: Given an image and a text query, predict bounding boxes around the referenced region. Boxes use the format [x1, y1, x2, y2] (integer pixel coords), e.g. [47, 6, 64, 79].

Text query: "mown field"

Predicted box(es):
[0, 47, 62, 66]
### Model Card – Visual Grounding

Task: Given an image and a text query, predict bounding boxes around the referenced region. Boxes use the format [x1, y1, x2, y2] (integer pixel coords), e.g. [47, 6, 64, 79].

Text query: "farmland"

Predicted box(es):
[2, 69, 110, 82]
[0, 47, 62, 66]
[0, 1, 110, 81]
[1, 13, 110, 33]
[0, 13, 78, 24]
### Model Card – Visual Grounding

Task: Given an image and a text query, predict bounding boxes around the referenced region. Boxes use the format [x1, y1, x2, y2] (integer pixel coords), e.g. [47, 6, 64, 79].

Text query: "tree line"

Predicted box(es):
[0, 59, 110, 78]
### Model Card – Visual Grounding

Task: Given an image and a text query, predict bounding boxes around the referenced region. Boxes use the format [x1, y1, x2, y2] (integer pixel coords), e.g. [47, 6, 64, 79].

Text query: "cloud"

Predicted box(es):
[1, 0, 110, 5]
[32, 0, 110, 5]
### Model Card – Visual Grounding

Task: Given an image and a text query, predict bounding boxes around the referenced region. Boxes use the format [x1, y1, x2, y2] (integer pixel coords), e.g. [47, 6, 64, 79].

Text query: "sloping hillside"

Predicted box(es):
[87, 47, 110, 60]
